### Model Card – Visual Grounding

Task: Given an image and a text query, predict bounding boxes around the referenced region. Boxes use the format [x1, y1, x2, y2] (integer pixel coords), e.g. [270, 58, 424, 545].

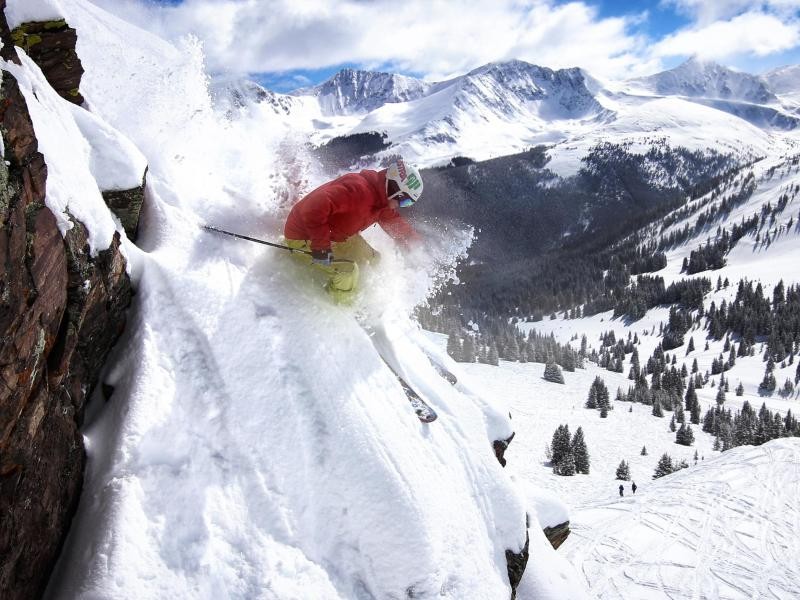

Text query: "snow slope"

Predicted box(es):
[4, 1, 579, 598]
[563, 439, 800, 599]
[421, 330, 800, 599]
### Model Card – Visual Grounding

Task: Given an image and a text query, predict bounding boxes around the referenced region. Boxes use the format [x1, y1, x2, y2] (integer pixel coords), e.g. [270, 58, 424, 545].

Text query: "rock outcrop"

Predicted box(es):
[543, 521, 571, 550]
[0, 7, 133, 600]
[102, 174, 146, 241]
[490, 431, 531, 598]
[8, 18, 85, 104]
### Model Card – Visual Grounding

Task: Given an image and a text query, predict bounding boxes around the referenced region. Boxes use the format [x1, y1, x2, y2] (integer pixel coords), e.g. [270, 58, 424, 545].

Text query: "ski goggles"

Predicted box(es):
[389, 190, 416, 208]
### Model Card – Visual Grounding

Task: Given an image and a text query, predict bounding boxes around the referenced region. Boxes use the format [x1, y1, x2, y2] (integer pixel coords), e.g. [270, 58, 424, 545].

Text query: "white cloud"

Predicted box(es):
[84, 0, 800, 83]
[86, 0, 658, 81]
[652, 11, 800, 60]
[663, 0, 800, 24]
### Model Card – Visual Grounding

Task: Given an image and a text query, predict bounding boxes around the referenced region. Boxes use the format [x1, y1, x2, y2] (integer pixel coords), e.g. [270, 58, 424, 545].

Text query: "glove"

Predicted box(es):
[311, 249, 333, 266]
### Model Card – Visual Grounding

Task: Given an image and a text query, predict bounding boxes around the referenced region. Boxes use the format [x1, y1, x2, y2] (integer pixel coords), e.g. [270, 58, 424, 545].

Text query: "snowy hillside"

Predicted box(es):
[0, 0, 586, 598]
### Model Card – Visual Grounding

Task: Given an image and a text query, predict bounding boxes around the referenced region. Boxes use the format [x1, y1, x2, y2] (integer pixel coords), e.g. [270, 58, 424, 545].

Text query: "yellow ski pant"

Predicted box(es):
[285, 235, 380, 303]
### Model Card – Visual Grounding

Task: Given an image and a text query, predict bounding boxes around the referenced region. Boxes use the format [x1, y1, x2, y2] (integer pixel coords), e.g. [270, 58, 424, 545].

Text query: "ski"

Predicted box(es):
[358, 319, 438, 423]
[424, 353, 458, 386]
[377, 355, 438, 423]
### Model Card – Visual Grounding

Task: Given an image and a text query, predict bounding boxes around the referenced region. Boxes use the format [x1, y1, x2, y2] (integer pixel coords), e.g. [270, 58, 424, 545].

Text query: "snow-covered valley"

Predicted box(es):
[1, 0, 800, 599]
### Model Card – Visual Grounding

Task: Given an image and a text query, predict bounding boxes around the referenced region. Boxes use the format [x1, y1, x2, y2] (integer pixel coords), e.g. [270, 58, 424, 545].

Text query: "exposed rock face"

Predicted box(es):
[506, 531, 530, 599]
[543, 521, 571, 550]
[493, 431, 515, 467]
[0, 10, 132, 600]
[102, 171, 147, 241]
[9, 19, 85, 105]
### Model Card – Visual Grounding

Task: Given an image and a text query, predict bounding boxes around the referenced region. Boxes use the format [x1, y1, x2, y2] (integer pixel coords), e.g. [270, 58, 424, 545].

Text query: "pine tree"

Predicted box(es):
[736, 382, 744, 396]
[676, 423, 695, 446]
[488, 344, 499, 367]
[571, 427, 590, 474]
[653, 453, 674, 479]
[615, 459, 630, 481]
[690, 401, 701, 425]
[553, 452, 576, 476]
[686, 336, 695, 354]
[550, 424, 572, 466]
[640, 445, 648, 456]
[446, 333, 462, 361]
[585, 382, 598, 409]
[670, 414, 677, 432]
[716, 386, 726, 405]
[652, 398, 664, 417]
[759, 367, 776, 395]
[586, 377, 609, 409]
[461, 335, 476, 363]
[543, 360, 565, 384]
[600, 404, 608, 418]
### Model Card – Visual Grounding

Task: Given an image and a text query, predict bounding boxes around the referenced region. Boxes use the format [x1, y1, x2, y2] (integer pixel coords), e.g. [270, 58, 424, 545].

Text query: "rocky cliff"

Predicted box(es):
[0, 5, 143, 598]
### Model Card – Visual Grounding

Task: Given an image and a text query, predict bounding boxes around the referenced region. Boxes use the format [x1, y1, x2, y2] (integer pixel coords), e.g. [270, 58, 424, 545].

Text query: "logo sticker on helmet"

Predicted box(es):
[405, 173, 421, 191]
[397, 159, 407, 181]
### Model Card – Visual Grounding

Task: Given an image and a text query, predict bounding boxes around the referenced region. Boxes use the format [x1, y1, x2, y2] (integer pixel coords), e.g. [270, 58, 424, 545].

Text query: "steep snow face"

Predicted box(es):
[629, 58, 777, 105]
[296, 68, 431, 116]
[33, 1, 549, 599]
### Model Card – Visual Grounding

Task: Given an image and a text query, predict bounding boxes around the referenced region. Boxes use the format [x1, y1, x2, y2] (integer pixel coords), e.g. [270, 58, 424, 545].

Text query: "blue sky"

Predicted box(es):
[95, 0, 800, 91]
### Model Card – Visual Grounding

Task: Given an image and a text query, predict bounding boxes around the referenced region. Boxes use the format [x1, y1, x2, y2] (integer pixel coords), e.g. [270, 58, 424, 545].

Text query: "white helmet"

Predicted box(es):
[386, 158, 423, 207]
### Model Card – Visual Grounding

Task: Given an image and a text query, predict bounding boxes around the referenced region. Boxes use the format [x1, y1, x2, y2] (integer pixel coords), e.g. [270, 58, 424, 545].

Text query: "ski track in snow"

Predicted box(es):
[563, 441, 800, 600]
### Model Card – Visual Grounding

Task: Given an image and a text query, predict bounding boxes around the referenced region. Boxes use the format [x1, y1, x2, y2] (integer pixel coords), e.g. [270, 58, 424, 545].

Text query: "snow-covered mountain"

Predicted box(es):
[294, 68, 431, 116]
[211, 76, 304, 116]
[628, 57, 777, 104]
[765, 64, 800, 95]
[259, 57, 800, 171]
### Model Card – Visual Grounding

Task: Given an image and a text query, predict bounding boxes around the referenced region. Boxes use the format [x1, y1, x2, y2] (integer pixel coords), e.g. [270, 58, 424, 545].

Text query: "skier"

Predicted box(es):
[631, 481, 637, 494]
[619, 484, 624, 497]
[283, 158, 423, 303]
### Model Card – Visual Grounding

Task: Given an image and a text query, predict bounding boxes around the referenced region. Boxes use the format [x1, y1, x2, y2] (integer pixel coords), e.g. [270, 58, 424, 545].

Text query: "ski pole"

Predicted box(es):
[202, 224, 310, 253]
[201, 224, 354, 263]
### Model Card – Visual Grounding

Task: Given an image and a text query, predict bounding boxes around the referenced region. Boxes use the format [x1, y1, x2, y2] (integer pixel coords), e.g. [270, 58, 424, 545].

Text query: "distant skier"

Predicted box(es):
[631, 481, 637, 494]
[283, 159, 423, 303]
[619, 484, 624, 497]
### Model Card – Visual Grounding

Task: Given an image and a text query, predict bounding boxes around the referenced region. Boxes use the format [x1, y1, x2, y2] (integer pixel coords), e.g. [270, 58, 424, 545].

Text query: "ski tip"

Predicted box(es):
[416, 410, 438, 423]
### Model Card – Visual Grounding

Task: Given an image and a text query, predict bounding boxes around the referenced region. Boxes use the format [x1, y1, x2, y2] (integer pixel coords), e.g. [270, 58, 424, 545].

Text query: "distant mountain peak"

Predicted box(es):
[294, 68, 430, 116]
[631, 59, 776, 104]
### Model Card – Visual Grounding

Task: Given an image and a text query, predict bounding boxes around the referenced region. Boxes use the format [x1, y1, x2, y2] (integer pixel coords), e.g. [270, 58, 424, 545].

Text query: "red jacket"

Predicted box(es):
[284, 169, 417, 251]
